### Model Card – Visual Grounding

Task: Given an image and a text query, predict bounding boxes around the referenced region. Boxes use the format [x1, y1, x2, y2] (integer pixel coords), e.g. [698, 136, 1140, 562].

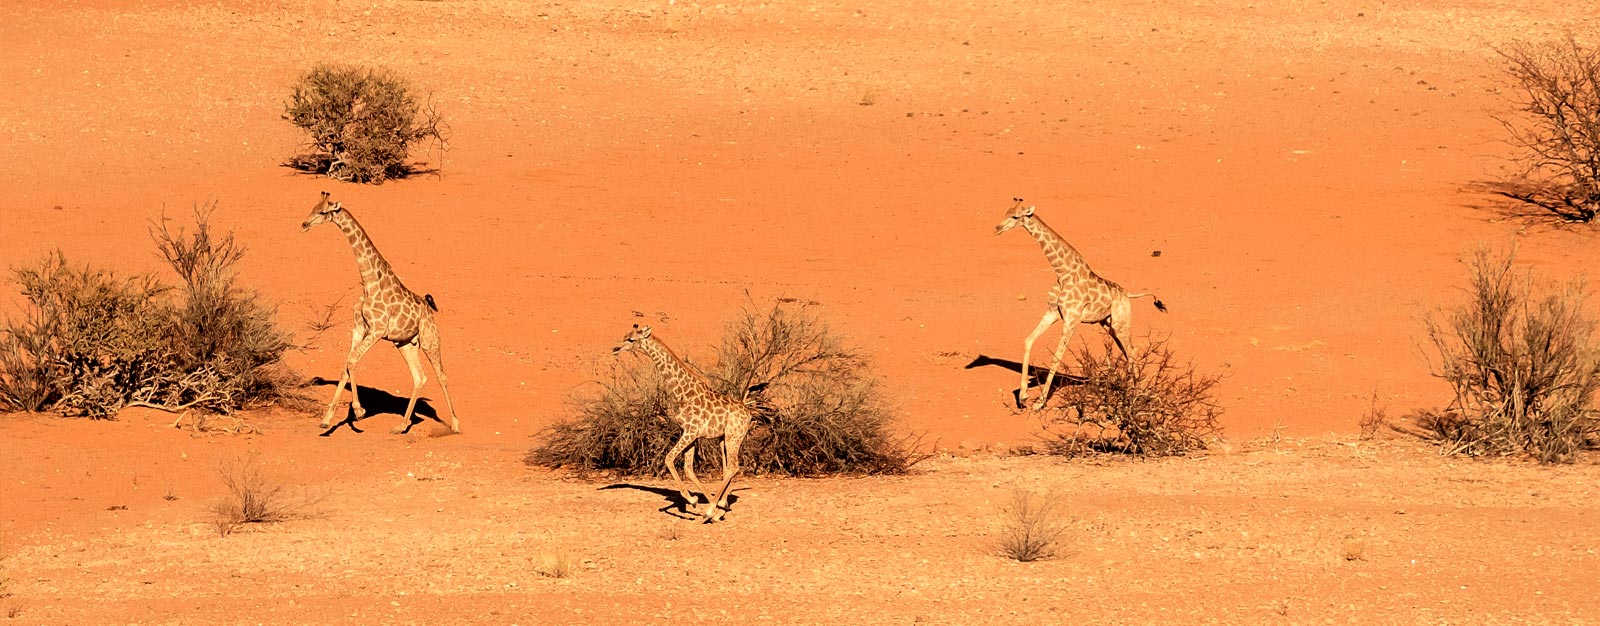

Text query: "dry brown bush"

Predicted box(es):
[211, 455, 312, 537]
[1418, 245, 1600, 463]
[284, 64, 446, 184]
[1043, 337, 1221, 457]
[526, 301, 926, 476]
[0, 206, 301, 418]
[997, 490, 1067, 562]
[1492, 35, 1600, 223]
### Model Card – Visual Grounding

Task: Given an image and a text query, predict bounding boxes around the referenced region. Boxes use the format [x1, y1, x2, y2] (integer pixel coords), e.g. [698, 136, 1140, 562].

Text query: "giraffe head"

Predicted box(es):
[994, 198, 1036, 235]
[612, 324, 652, 354]
[301, 191, 344, 232]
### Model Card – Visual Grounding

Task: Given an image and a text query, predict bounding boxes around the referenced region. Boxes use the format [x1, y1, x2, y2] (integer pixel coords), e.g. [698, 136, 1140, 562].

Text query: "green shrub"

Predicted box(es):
[284, 63, 445, 183]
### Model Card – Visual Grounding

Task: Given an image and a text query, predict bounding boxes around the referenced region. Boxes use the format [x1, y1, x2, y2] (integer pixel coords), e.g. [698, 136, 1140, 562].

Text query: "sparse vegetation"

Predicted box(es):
[0, 206, 300, 418]
[284, 63, 446, 183]
[1340, 534, 1368, 562]
[1359, 391, 1391, 440]
[1042, 338, 1222, 457]
[210, 455, 311, 537]
[997, 490, 1067, 562]
[531, 546, 572, 579]
[1491, 35, 1600, 223]
[1418, 245, 1600, 463]
[526, 301, 925, 476]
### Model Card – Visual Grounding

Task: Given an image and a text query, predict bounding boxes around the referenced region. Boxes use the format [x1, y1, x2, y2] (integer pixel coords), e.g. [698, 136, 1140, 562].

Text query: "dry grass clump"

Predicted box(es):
[0, 205, 300, 418]
[211, 455, 313, 537]
[531, 546, 573, 579]
[1491, 35, 1600, 223]
[526, 301, 925, 476]
[1417, 245, 1600, 463]
[284, 63, 446, 184]
[1043, 338, 1221, 458]
[997, 490, 1068, 562]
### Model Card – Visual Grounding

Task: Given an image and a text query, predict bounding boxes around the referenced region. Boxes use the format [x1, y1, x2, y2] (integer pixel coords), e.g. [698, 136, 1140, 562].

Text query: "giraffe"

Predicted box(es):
[613, 324, 750, 524]
[301, 191, 461, 434]
[995, 198, 1166, 410]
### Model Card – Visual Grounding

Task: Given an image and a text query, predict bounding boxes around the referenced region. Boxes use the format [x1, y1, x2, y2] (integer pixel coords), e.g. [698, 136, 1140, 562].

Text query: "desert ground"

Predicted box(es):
[2, 0, 1599, 623]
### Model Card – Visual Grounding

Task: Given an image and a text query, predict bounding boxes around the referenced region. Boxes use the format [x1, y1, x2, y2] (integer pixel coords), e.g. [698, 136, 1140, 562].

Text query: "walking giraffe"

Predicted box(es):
[613, 324, 750, 523]
[301, 192, 462, 434]
[995, 198, 1166, 410]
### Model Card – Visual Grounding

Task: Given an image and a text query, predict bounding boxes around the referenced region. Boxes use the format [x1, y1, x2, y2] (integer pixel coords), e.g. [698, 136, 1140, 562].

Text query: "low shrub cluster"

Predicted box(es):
[1042, 337, 1221, 458]
[0, 206, 300, 418]
[284, 63, 446, 183]
[1418, 245, 1600, 463]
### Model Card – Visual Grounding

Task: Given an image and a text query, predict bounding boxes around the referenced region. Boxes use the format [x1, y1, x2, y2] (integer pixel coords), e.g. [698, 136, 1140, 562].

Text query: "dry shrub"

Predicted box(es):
[998, 490, 1067, 562]
[0, 206, 301, 418]
[526, 301, 925, 476]
[1043, 338, 1221, 457]
[284, 63, 445, 184]
[211, 455, 310, 537]
[1418, 245, 1600, 463]
[1358, 391, 1391, 440]
[1492, 35, 1600, 223]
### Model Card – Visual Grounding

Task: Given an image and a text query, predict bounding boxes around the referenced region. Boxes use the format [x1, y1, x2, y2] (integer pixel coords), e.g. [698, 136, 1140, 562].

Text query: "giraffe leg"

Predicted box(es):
[1017, 309, 1062, 409]
[1033, 319, 1079, 411]
[1106, 299, 1135, 361]
[703, 431, 745, 524]
[421, 342, 462, 434]
[680, 445, 712, 514]
[663, 432, 703, 513]
[321, 324, 378, 428]
[391, 342, 428, 434]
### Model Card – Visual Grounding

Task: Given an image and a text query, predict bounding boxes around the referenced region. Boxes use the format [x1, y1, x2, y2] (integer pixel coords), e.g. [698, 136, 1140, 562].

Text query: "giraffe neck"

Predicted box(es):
[1021, 215, 1089, 278]
[330, 210, 398, 297]
[636, 335, 712, 408]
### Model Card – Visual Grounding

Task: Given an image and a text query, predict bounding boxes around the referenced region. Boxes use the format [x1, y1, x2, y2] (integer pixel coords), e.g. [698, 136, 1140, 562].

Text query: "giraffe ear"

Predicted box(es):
[1023, 205, 1036, 216]
[329, 202, 343, 212]
[639, 325, 652, 337]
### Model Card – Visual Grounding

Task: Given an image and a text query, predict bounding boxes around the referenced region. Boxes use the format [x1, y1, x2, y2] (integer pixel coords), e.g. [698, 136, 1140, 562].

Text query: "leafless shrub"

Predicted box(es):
[526, 301, 926, 476]
[1491, 35, 1600, 223]
[1043, 337, 1222, 457]
[1419, 245, 1600, 463]
[0, 207, 302, 418]
[210, 455, 310, 537]
[997, 490, 1067, 562]
[1359, 391, 1391, 440]
[284, 63, 446, 183]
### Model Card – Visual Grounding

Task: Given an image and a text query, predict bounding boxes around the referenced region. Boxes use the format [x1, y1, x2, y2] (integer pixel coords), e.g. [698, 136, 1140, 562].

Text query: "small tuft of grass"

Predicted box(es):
[1341, 534, 1368, 562]
[997, 490, 1068, 563]
[532, 546, 572, 579]
[210, 455, 312, 537]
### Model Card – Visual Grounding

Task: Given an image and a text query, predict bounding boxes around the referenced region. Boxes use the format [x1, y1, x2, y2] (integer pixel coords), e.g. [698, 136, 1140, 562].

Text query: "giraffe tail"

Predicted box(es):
[1128, 292, 1167, 312]
[424, 294, 439, 312]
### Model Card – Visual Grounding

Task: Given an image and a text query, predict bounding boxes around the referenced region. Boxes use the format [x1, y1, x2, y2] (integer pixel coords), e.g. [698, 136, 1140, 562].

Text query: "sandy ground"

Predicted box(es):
[3, 0, 1600, 623]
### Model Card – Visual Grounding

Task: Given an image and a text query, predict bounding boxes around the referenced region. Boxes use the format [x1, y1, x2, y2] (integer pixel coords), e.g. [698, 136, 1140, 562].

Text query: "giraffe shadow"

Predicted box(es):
[964, 354, 1087, 407]
[309, 377, 441, 436]
[599, 483, 744, 520]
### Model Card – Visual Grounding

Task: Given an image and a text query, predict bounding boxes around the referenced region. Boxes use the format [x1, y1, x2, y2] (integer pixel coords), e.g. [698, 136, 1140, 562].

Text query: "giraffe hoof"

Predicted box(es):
[389, 424, 410, 435]
[352, 408, 367, 419]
